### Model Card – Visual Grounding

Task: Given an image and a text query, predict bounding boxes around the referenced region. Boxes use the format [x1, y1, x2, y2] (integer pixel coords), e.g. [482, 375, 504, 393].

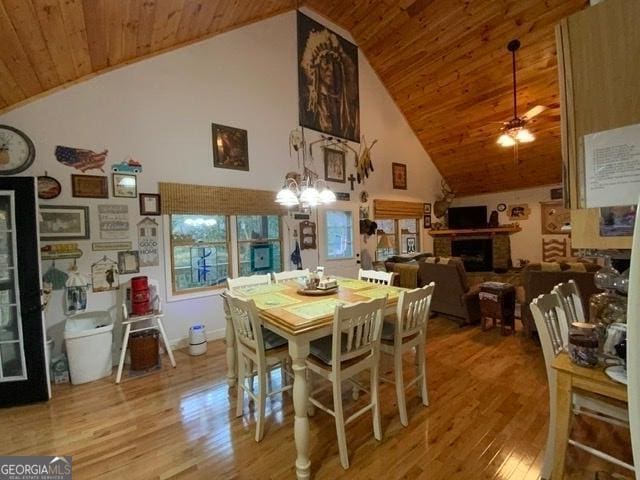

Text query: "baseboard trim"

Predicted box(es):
[170, 327, 225, 350]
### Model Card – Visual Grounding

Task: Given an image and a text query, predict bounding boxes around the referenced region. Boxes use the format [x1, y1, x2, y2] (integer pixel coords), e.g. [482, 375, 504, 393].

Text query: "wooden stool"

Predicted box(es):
[479, 282, 516, 335]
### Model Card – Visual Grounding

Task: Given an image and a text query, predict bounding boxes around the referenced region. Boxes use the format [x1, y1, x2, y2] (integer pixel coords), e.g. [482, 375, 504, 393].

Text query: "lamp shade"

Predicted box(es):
[377, 232, 394, 250]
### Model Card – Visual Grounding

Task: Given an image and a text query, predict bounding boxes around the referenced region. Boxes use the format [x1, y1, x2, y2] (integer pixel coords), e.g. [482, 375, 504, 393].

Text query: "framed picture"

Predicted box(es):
[406, 236, 416, 253]
[112, 173, 137, 198]
[541, 201, 571, 234]
[600, 205, 636, 237]
[423, 215, 431, 229]
[91, 257, 119, 292]
[39, 205, 90, 240]
[212, 123, 249, 171]
[550, 187, 563, 200]
[392, 163, 407, 190]
[250, 243, 273, 272]
[37, 174, 61, 199]
[324, 147, 346, 183]
[118, 250, 140, 274]
[297, 12, 359, 142]
[139, 193, 161, 215]
[424, 203, 431, 215]
[71, 174, 108, 198]
[508, 203, 531, 220]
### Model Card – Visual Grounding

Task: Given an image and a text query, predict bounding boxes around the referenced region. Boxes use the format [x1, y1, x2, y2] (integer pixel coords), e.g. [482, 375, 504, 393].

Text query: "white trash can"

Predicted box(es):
[64, 311, 114, 385]
[188, 324, 207, 356]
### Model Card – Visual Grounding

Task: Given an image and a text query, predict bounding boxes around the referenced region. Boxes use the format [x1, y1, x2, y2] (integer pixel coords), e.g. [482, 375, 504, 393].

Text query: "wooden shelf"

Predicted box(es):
[40, 250, 83, 260]
[428, 227, 521, 237]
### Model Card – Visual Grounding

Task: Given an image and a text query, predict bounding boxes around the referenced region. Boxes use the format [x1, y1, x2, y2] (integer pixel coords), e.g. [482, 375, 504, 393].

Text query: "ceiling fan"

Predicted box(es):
[496, 39, 548, 155]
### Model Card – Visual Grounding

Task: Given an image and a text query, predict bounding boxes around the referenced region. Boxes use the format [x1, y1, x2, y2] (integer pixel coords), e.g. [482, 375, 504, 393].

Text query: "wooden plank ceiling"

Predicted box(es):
[0, 0, 588, 196]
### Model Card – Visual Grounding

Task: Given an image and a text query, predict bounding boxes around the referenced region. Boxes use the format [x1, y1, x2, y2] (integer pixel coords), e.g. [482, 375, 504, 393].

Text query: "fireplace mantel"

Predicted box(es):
[428, 226, 521, 237]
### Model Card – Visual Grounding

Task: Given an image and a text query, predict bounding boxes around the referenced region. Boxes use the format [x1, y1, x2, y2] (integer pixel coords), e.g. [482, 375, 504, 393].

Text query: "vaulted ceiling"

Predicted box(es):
[0, 0, 588, 196]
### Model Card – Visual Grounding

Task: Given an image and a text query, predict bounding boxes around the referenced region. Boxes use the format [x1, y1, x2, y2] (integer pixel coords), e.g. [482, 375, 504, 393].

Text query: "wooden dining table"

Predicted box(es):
[224, 278, 406, 479]
[551, 352, 629, 479]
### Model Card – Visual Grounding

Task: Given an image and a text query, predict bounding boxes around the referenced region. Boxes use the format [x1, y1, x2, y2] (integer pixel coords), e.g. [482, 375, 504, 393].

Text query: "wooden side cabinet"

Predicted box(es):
[556, 0, 640, 249]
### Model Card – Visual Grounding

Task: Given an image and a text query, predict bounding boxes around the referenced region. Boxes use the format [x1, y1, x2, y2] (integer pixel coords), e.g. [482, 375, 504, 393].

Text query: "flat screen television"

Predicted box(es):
[448, 206, 487, 229]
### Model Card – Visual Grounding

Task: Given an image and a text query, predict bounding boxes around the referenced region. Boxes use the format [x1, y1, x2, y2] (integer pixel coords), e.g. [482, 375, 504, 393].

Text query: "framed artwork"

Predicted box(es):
[508, 204, 531, 220]
[300, 220, 317, 250]
[335, 192, 350, 201]
[71, 174, 108, 198]
[112, 173, 137, 198]
[212, 123, 249, 171]
[250, 243, 273, 272]
[297, 12, 359, 142]
[541, 201, 571, 234]
[118, 250, 140, 274]
[91, 257, 119, 292]
[392, 163, 407, 190]
[600, 205, 636, 237]
[406, 236, 416, 253]
[139, 193, 161, 215]
[39, 205, 90, 240]
[423, 215, 431, 229]
[550, 187, 563, 200]
[37, 174, 61, 199]
[324, 147, 346, 183]
[424, 203, 431, 215]
[98, 204, 129, 240]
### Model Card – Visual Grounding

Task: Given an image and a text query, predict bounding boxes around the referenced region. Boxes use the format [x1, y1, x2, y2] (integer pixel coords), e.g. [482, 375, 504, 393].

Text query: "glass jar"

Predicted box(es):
[589, 257, 626, 346]
[568, 323, 599, 367]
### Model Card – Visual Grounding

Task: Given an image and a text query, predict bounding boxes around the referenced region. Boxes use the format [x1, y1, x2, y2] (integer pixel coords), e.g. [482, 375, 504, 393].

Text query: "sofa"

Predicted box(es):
[521, 262, 602, 337]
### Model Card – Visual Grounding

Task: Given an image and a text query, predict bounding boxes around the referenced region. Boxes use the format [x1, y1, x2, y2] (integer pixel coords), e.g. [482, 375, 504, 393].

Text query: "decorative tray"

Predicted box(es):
[296, 286, 338, 296]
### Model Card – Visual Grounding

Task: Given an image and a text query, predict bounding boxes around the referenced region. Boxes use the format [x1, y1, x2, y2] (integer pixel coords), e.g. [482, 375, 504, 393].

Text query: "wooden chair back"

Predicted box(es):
[225, 292, 265, 363]
[227, 273, 272, 290]
[273, 269, 310, 283]
[332, 296, 386, 365]
[552, 279, 586, 324]
[530, 293, 570, 376]
[395, 282, 434, 341]
[358, 269, 394, 285]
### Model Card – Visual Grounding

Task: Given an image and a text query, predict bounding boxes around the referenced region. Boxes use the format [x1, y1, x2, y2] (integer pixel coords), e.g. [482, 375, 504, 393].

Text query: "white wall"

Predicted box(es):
[452, 184, 566, 264]
[0, 9, 441, 353]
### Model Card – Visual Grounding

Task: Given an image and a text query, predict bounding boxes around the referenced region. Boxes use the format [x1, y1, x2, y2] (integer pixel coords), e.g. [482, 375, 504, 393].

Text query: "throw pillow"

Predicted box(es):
[541, 262, 561, 272]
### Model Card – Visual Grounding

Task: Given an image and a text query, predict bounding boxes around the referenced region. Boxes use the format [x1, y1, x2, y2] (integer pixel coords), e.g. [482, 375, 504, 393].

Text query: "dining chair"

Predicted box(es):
[272, 268, 310, 283]
[116, 278, 176, 384]
[379, 283, 434, 427]
[530, 293, 630, 479]
[226, 273, 272, 290]
[358, 268, 394, 285]
[552, 279, 586, 324]
[226, 292, 292, 442]
[306, 296, 387, 469]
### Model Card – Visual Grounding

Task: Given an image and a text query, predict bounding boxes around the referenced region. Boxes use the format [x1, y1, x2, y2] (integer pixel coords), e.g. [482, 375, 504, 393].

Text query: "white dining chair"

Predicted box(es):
[530, 293, 631, 479]
[379, 283, 434, 426]
[358, 268, 394, 285]
[306, 296, 387, 469]
[552, 280, 586, 324]
[226, 273, 272, 290]
[272, 268, 310, 283]
[116, 278, 176, 384]
[226, 292, 292, 442]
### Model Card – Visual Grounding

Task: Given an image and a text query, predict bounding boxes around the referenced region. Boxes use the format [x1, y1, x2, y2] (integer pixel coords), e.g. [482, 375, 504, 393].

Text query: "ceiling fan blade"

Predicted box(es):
[522, 105, 547, 120]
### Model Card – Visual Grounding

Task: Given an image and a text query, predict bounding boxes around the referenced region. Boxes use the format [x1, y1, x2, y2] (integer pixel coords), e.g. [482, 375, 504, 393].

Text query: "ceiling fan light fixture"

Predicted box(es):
[515, 128, 534, 143]
[497, 133, 516, 147]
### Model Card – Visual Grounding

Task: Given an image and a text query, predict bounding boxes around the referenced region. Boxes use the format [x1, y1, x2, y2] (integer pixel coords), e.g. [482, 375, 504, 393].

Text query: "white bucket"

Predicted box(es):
[189, 324, 207, 356]
[64, 311, 113, 384]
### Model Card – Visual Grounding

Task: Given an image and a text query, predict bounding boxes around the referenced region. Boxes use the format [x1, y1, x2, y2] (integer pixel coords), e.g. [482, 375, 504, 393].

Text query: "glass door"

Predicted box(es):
[0, 177, 49, 406]
[318, 203, 360, 278]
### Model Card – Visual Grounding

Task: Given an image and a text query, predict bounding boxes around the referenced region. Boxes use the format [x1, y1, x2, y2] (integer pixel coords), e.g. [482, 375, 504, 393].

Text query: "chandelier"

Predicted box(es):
[276, 176, 336, 208]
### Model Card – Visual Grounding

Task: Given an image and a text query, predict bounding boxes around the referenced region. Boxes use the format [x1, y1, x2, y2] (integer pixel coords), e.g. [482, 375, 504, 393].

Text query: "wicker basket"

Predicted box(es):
[129, 331, 159, 370]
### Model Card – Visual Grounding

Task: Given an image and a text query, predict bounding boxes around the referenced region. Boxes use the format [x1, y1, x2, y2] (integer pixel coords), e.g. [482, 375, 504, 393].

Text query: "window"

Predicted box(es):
[168, 214, 282, 297]
[236, 215, 282, 277]
[325, 210, 354, 259]
[375, 218, 421, 260]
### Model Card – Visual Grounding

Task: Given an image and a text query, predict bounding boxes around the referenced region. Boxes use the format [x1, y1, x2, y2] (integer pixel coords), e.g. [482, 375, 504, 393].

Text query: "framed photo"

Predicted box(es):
[392, 163, 407, 190]
[139, 193, 161, 215]
[508, 203, 531, 220]
[212, 123, 249, 171]
[37, 174, 61, 199]
[423, 214, 431, 229]
[423, 203, 431, 215]
[112, 173, 137, 198]
[39, 205, 90, 240]
[406, 236, 416, 253]
[118, 250, 140, 274]
[600, 205, 636, 237]
[71, 174, 108, 198]
[324, 147, 346, 183]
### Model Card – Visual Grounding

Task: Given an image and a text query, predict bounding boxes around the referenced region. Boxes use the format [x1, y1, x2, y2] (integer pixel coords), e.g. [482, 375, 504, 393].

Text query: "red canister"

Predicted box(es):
[131, 276, 150, 315]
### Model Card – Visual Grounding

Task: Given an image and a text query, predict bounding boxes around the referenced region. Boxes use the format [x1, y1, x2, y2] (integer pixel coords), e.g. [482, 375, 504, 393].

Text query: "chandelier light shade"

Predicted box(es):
[275, 176, 336, 208]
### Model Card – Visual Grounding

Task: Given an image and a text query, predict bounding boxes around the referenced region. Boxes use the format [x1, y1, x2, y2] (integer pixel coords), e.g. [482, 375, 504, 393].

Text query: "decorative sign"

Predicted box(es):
[118, 250, 140, 274]
[250, 243, 273, 272]
[540, 201, 571, 235]
[507, 204, 531, 221]
[98, 204, 129, 240]
[335, 192, 351, 201]
[137, 217, 159, 267]
[92, 241, 133, 251]
[91, 256, 119, 292]
[300, 220, 317, 250]
[55, 145, 107, 173]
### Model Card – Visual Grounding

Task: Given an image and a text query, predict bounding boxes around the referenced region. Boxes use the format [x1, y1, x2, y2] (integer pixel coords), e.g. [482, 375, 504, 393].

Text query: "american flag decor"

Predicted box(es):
[55, 145, 108, 173]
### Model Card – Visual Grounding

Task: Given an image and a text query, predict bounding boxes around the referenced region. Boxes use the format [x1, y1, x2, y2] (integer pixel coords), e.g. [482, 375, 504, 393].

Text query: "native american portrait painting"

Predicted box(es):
[297, 12, 360, 142]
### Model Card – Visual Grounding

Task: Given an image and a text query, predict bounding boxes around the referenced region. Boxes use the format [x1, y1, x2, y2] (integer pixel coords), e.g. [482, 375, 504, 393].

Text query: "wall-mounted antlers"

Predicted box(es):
[433, 179, 456, 218]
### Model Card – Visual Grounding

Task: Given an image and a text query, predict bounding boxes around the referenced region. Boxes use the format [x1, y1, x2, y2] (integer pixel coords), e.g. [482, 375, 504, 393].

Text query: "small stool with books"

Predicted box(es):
[479, 282, 516, 335]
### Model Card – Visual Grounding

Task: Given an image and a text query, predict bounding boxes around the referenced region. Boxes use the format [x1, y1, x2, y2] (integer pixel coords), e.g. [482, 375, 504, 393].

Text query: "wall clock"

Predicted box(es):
[497, 203, 507, 212]
[0, 125, 35, 175]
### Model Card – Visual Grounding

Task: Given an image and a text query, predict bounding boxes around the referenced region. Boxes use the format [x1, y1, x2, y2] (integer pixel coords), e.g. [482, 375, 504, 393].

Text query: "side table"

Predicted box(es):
[479, 281, 516, 335]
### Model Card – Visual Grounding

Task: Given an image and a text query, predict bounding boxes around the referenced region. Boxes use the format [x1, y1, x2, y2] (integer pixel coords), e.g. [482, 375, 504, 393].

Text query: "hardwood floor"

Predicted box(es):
[0, 317, 632, 479]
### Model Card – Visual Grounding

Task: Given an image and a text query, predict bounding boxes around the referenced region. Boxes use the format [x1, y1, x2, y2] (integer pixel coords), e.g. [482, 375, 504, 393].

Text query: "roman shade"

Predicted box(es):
[159, 182, 286, 216]
[373, 199, 424, 219]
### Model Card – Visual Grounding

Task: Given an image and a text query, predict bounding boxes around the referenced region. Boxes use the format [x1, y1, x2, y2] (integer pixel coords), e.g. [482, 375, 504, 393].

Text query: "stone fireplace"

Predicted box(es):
[452, 238, 493, 272]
